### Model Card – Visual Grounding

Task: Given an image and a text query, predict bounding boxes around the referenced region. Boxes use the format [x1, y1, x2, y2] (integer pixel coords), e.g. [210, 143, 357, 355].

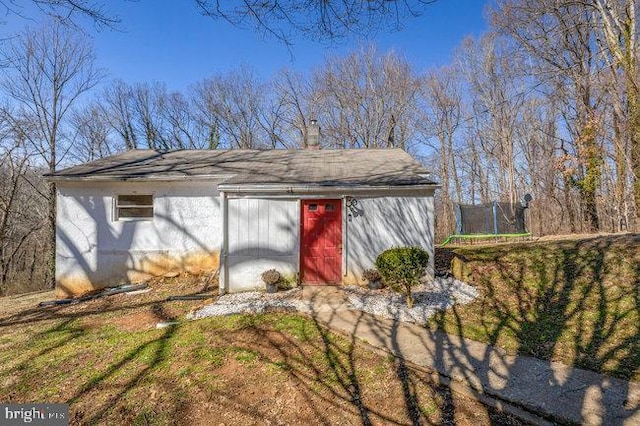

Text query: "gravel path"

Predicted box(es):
[191, 277, 478, 324]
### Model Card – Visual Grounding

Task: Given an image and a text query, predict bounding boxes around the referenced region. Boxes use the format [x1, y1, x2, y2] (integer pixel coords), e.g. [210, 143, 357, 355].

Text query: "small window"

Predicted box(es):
[115, 194, 153, 220]
[308, 204, 318, 211]
[325, 204, 335, 211]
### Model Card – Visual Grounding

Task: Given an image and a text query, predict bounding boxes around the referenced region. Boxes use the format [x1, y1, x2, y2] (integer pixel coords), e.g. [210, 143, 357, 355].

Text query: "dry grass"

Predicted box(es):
[0, 274, 523, 425]
[431, 234, 640, 382]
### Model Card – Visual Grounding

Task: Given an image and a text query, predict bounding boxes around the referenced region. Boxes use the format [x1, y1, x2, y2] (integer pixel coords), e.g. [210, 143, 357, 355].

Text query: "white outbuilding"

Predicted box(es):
[46, 147, 439, 298]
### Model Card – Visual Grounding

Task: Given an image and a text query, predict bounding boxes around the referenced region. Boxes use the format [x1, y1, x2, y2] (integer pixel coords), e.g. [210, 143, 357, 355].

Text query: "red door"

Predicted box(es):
[301, 200, 342, 285]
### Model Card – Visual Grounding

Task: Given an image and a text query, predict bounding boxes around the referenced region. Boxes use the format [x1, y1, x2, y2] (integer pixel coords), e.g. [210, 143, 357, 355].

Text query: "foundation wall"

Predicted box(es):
[55, 181, 222, 297]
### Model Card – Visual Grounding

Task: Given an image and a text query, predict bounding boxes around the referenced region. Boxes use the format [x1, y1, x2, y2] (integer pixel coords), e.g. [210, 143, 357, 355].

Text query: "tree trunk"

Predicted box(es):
[563, 175, 577, 233]
[581, 185, 599, 232]
[406, 293, 414, 309]
[578, 117, 602, 232]
[440, 136, 453, 236]
[612, 108, 627, 231]
[631, 95, 640, 228]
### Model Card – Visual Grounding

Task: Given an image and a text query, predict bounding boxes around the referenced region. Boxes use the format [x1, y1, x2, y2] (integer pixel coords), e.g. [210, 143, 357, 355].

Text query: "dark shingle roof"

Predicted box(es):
[46, 149, 437, 188]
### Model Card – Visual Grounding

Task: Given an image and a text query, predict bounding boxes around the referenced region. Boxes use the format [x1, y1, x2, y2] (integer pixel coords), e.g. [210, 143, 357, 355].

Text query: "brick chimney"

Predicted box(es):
[306, 119, 320, 150]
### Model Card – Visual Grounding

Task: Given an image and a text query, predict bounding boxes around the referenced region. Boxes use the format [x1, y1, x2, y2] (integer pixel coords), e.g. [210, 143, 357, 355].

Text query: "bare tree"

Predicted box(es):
[457, 35, 525, 207]
[70, 103, 116, 162]
[419, 66, 464, 236]
[131, 82, 168, 150]
[492, 0, 605, 232]
[158, 90, 200, 149]
[0, 116, 47, 296]
[192, 66, 275, 149]
[313, 45, 420, 149]
[0, 23, 103, 287]
[515, 96, 566, 235]
[99, 80, 139, 150]
[596, 58, 633, 231]
[589, 0, 639, 229]
[273, 69, 314, 148]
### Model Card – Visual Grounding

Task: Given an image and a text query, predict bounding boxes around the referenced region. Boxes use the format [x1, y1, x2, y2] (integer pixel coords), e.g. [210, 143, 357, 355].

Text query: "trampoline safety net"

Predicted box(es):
[456, 202, 527, 235]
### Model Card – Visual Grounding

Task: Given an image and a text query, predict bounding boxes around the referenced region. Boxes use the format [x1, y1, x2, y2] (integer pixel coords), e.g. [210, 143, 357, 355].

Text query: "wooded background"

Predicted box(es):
[1, 0, 638, 295]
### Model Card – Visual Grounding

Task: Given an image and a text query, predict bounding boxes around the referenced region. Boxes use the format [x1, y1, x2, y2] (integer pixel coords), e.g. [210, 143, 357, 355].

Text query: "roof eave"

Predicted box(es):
[217, 182, 441, 194]
[44, 174, 235, 183]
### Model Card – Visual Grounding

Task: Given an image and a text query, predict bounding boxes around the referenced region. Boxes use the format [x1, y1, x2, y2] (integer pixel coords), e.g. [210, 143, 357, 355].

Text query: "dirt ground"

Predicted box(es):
[0, 273, 525, 425]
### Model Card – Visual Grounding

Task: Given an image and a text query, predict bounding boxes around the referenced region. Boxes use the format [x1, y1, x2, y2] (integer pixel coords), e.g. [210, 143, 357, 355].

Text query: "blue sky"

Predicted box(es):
[3, 1, 489, 90]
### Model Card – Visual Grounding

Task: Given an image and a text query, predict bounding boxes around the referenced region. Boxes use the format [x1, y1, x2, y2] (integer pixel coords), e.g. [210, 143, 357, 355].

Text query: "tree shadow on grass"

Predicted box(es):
[0, 289, 524, 424]
[429, 236, 640, 424]
[0, 319, 85, 402]
[277, 290, 518, 425]
[65, 303, 177, 424]
[203, 308, 469, 425]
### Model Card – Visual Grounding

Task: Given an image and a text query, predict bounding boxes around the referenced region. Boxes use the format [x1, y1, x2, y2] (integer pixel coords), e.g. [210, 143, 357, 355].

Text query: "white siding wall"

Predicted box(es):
[345, 195, 435, 281]
[226, 198, 299, 292]
[57, 180, 435, 296]
[56, 181, 221, 296]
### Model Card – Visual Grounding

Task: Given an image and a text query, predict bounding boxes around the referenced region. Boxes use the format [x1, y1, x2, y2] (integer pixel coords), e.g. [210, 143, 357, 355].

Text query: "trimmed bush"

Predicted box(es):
[375, 246, 429, 308]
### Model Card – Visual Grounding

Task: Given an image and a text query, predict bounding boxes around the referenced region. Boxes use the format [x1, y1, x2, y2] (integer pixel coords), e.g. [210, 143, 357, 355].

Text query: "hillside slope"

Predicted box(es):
[433, 234, 640, 381]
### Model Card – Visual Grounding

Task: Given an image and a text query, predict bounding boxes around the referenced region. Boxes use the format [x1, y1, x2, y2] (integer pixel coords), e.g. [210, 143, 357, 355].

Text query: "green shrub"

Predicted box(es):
[277, 274, 298, 290]
[375, 246, 429, 308]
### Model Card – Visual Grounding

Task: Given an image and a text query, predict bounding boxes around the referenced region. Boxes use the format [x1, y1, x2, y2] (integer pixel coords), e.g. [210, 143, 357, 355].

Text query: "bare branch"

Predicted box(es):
[194, 0, 436, 43]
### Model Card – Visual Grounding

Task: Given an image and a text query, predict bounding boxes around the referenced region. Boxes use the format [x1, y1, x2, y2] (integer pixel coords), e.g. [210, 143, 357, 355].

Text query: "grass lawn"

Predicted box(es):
[0, 276, 522, 425]
[431, 234, 640, 382]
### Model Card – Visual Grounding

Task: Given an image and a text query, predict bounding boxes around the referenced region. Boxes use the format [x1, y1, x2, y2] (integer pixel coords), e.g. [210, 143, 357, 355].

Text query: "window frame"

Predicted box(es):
[113, 193, 154, 221]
